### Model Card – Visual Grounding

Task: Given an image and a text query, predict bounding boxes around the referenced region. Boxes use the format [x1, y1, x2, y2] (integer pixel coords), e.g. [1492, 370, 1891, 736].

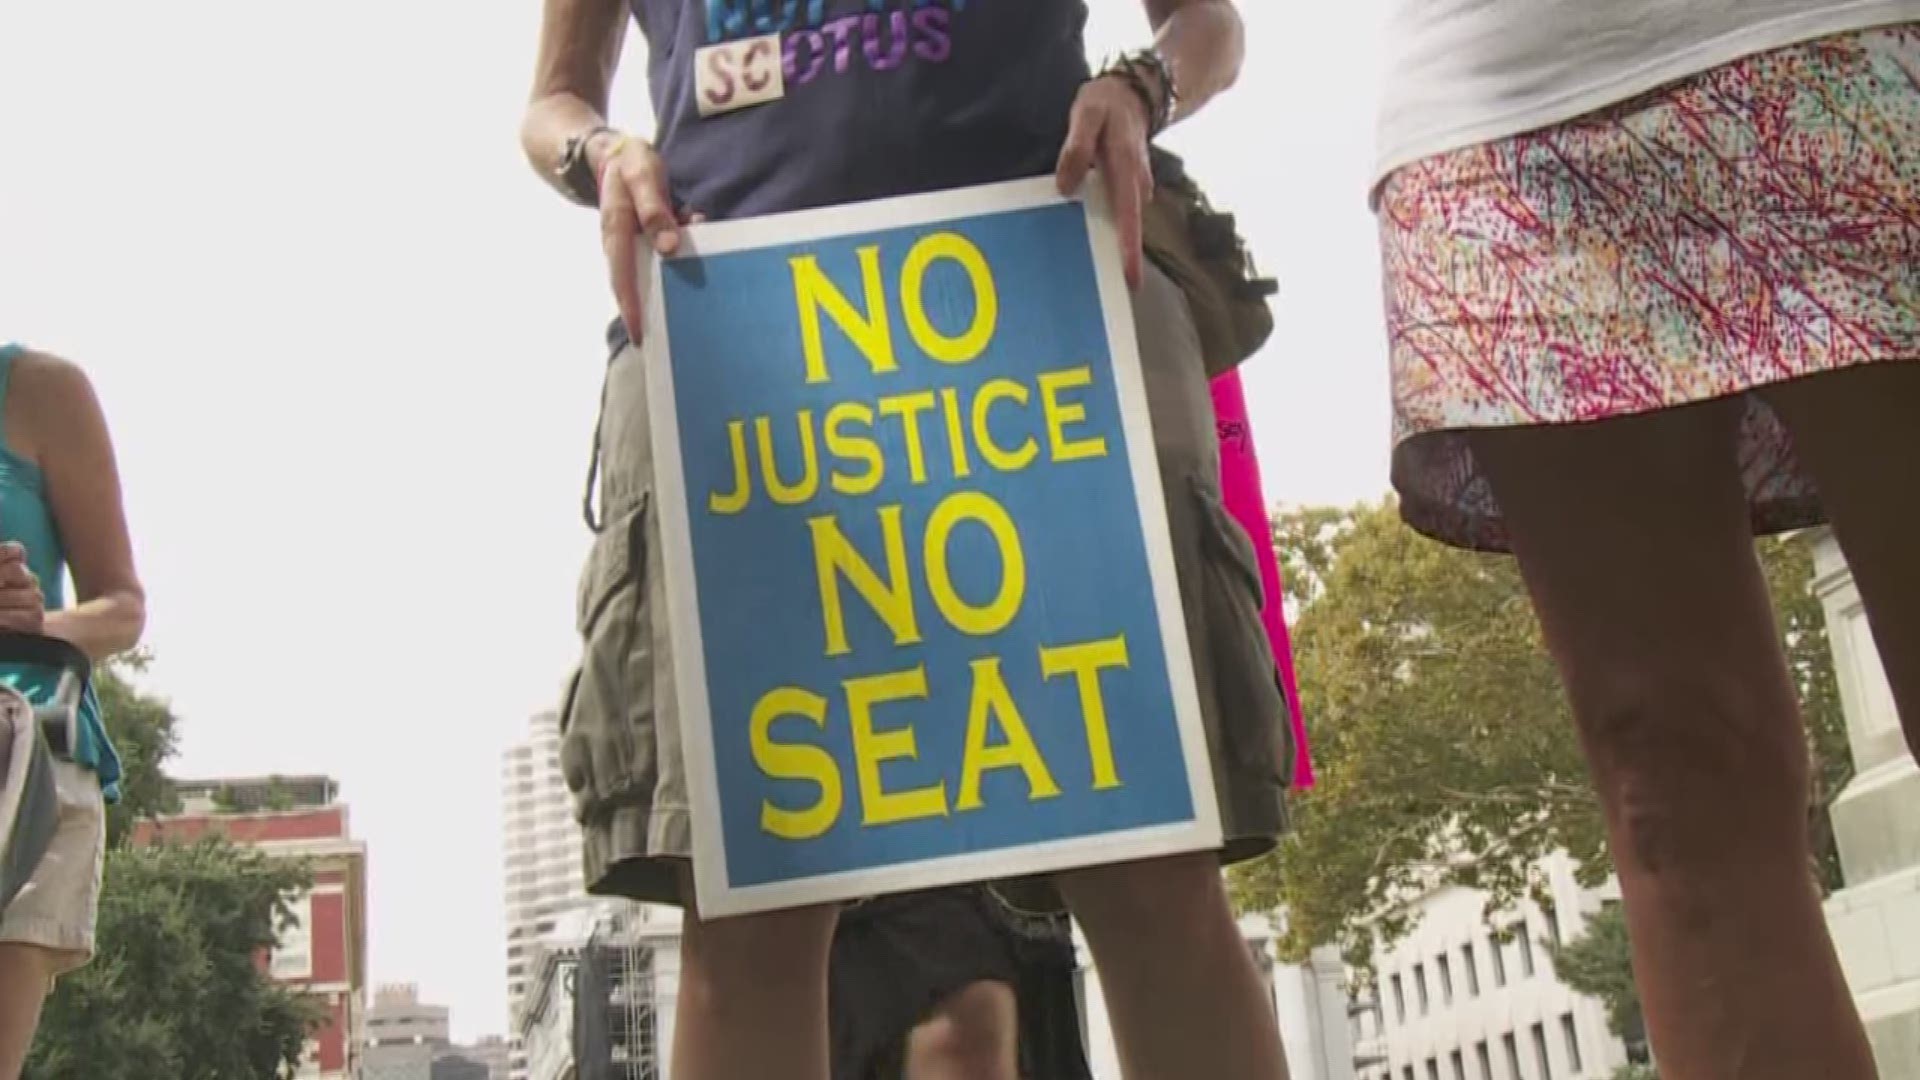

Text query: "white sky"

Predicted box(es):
[0, 0, 1387, 1044]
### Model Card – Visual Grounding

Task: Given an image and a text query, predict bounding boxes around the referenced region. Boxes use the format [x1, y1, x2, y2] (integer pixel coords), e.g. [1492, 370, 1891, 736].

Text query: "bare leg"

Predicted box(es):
[0, 944, 53, 1080]
[903, 980, 1020, 1080]
[1058, 852, 1287, 1080]
[1468, 402, 1874, 1080]
[671, 873, 839, 1080]
[1765, 361, 1920, 759]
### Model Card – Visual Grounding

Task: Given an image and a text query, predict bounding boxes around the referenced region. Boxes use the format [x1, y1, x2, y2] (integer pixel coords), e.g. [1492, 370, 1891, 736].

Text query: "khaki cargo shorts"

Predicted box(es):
[1, 689, 104, 975]
[559, 264, 1291, 905]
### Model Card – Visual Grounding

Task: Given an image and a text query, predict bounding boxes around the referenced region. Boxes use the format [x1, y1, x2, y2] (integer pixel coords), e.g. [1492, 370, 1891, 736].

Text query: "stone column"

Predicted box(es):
[1814, 528, 1920, 1079]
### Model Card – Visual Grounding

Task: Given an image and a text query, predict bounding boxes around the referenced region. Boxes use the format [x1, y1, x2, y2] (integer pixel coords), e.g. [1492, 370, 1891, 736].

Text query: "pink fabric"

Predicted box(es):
[1211, 371, 1313, 788]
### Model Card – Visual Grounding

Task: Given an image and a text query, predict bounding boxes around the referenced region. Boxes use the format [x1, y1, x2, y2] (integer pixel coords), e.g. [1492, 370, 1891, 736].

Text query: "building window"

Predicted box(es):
[1561, 1014, 1583, 1073]
[1545, 906, 1563, 948]
[1450, 1049, 1467, 1080]
[1393, 973, 1407, 1022]
[1503, 1033, 1523, 1080]
[1475, 1040, 1493, 1080]
[1437, 954, 1454, 1005]
[270, 891, 314, 981]
[1428, 1058, 1442, 1080]
[1532, 1022, 1553, 1080]
[1415, 963, 1431, 1015]
[1462, 943, 1481, 996]
[1490, 936, 1508, 987]
[1404, 1067, 1415, 1080]
[1518, 924, 1537, 978]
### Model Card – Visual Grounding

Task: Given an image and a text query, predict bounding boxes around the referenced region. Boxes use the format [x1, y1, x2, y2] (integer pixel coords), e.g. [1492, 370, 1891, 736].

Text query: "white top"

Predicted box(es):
[1376, 0, 1920, 187]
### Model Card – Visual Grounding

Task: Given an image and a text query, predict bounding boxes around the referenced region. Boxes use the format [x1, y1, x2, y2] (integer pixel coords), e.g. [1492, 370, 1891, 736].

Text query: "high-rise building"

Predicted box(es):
[133, 775, 369, 1080]
[503, 710, 592, 1079]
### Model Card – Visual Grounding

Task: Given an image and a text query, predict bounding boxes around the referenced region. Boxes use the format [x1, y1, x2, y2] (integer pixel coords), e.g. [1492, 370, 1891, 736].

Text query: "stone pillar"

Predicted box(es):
[1814, 528, 1920, 1079]
[1305, 946, 1358, 1080]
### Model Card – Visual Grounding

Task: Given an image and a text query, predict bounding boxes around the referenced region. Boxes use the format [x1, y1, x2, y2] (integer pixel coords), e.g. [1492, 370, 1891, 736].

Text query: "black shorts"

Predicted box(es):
[828, 885, 1093, 1080]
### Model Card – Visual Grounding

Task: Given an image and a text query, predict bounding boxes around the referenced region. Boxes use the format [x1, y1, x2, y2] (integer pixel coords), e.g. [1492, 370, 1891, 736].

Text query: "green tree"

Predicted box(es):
[93, 650, 181, 848]
[26, 840, 319, 1080]
[1234, 503, 1850, 977]
[1757, 535, 1852, 891]
[24, 652, 320, 1079]
[1545, 904, 1648, 1059]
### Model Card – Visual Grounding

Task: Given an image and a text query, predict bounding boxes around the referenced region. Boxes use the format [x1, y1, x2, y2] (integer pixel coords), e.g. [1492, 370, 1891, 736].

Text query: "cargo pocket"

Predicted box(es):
[1190, 476, 1290, 785]
[558, 494, 657, 826]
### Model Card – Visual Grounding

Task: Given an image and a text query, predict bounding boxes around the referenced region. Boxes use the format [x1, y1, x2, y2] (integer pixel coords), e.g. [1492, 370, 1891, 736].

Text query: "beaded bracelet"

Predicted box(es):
[1097, 49, 1177, 136]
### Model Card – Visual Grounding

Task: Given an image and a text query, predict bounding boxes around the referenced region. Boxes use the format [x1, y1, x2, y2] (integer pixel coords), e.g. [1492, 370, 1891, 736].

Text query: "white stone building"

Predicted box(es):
[1347, 854, 1630, 1080]
[1814, 531, 1920, 1079]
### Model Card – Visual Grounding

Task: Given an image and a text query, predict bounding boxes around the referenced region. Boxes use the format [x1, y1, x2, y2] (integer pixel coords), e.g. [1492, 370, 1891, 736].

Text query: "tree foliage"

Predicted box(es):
[1233, 503, 1851, 978]
[1545, 904, 1648, 1058]
[26, 840, 319, 1080]
[24, 652, 319, 1079]
[94, 650, 181, 849]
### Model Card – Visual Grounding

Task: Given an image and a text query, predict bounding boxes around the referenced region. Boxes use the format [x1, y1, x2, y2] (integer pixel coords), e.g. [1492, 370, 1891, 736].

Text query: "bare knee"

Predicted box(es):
[1578, 667, 1810, 880]
[905, 981, 1017, 1080]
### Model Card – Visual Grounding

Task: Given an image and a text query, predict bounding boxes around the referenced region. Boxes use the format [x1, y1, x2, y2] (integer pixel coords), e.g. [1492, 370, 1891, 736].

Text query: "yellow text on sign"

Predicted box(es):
[808, 489, 1026, 658]
[748, 635, 1133, 840]
[790, 231, 999, 385]
[705, 366, 1109, 514]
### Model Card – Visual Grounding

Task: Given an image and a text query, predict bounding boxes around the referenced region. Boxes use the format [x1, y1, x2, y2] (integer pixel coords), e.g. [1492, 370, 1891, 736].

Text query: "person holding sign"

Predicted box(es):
[522, 2, 1291, 1079]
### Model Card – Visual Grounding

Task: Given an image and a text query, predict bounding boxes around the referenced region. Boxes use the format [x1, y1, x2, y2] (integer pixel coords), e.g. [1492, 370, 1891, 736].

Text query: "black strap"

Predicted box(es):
[0, 633, 89, 761]
[0, 632, 90, 684]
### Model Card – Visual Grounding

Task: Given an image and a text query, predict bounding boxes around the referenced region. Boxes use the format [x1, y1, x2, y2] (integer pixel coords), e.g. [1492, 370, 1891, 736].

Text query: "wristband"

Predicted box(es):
[1097, 51, 1177, 136]
[556, 124, 619, 206]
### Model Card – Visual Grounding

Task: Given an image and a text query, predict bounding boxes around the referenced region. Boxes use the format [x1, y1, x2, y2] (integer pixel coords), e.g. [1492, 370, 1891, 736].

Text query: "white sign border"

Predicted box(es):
[641, 175, 1223, 919]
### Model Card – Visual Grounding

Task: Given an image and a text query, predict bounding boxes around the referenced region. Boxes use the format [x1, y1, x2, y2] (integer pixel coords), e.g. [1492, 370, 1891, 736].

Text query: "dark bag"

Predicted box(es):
[0, 632, 91, 911]
[0, 696, 59, 912]
[1142, 147, 1279, 378]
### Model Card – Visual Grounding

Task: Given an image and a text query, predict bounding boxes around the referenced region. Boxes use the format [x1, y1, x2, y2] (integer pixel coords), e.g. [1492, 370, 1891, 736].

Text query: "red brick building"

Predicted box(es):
[133, 775, 369, 1079]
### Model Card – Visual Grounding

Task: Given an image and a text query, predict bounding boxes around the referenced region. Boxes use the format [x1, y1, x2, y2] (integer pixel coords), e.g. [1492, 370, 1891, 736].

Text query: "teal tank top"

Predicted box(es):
[0, 343, 121, 802]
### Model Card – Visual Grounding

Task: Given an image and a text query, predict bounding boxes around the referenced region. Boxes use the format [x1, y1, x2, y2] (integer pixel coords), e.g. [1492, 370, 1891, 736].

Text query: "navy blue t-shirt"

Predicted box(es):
[630, 0, 1093, 221]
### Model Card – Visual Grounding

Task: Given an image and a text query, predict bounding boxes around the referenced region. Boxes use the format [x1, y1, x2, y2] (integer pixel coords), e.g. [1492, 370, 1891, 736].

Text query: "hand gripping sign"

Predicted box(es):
[640, 178, 1221, 917]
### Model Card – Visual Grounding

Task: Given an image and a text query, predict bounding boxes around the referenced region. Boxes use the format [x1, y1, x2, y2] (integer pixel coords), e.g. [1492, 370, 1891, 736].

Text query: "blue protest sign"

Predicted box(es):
[642, 178, 1219, 916]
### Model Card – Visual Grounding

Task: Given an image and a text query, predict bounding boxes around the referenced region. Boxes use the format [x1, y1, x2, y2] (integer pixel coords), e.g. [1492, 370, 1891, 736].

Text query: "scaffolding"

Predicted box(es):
[574, 912, 662, 1080]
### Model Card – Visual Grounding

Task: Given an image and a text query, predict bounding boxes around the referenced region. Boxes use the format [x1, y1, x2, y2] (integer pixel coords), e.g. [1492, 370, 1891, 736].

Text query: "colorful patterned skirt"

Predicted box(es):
[1380, 24, 1920, 552]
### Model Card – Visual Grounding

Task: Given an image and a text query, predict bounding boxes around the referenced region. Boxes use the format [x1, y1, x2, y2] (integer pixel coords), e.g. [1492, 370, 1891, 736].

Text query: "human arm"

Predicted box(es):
[1146, 0, 1246, 124]
[12, 353, 144, 660]
[520, 0, 628, 200]
[1056, 0, 1246, 287]
[521, 0, 682, 342]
